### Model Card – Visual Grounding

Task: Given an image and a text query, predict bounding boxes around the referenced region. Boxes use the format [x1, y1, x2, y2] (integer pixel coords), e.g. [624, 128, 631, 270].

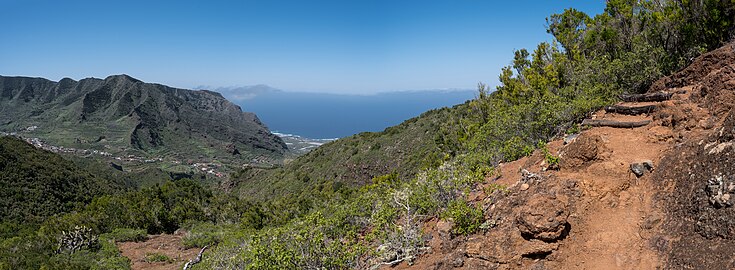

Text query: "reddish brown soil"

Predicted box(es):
[648, 43, 735, 269]
[117, 231, 200, 270]
[386, 43, 735, 270]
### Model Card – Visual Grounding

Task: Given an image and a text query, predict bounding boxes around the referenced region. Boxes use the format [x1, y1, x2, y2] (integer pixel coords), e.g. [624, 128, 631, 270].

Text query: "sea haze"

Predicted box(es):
[207, 86, 477, 139]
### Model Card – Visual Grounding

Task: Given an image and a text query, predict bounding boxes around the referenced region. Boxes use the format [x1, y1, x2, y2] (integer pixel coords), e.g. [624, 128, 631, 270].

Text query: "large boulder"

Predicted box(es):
[559, 134, 610, 170]
[516, 193, 570, 242]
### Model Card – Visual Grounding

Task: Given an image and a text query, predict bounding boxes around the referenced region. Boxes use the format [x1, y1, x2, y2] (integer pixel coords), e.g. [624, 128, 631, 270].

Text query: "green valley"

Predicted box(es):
[0, 74, 287, 181]
[2, 0, 735, 269]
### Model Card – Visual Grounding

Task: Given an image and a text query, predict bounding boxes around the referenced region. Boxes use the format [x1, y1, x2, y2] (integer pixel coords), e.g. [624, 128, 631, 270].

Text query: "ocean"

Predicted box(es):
[234, 90, 477, 139]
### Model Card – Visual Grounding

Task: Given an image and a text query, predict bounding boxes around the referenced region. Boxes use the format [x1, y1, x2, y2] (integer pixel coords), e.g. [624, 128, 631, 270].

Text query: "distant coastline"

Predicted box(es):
[222, 88, 476, 139]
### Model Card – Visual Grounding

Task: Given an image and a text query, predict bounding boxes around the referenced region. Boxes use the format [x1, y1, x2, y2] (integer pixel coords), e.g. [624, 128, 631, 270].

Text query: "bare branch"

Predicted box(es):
[183, 245, 208, 270]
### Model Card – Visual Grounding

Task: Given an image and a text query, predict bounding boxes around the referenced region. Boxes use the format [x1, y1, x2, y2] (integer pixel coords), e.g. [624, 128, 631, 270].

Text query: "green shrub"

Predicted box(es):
[484, 183, 508, 195]
[105, 228, 147, 243]
[442, 199, 484, 236]
[181, 222, 244, 249]
[144, 252, 173, 263]
[538, 141, 560, 170]
[566, 124, 580, 135]
[95, 235, 132, 269]
[0, 235, 52, 270]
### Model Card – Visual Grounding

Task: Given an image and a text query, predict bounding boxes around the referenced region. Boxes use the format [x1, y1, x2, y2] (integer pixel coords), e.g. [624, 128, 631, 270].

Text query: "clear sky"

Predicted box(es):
[1, 0, 604, 94]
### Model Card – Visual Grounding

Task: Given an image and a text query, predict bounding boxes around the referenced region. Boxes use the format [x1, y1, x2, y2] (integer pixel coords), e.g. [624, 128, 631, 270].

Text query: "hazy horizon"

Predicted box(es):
[231, 87, 477, 138]
[200, 84, 476, 98]
[1, 0, 603, 94]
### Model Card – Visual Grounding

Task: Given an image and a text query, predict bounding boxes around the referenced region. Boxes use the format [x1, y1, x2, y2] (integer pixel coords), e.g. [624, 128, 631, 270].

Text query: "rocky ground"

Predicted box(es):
[117, 231, 199, 270]
[388, 43, 735, 269]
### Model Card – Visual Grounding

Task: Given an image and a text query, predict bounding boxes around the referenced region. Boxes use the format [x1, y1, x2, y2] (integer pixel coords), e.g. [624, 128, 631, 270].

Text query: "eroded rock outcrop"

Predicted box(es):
[559, 134, 610, 170]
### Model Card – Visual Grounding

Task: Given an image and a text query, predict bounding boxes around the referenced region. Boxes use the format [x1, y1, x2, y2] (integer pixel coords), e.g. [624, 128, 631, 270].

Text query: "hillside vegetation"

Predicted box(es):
[231, 0, 735, 225]
[210, 0, 735, 267]
[0, 136, 128, 230]
[0, 138, 268, 269]
[0, 74, 287, 170]
[2, 0, 735, 269]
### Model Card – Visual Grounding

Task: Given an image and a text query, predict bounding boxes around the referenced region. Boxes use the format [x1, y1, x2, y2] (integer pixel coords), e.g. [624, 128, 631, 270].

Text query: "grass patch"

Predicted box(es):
[105, 228, 147, 243]
[181, 222, 241, 249]
[144, 252, 173, 263]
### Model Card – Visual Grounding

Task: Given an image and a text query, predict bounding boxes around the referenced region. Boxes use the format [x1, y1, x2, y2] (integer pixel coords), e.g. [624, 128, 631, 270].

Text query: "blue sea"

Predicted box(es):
[232, 89, 476, 139]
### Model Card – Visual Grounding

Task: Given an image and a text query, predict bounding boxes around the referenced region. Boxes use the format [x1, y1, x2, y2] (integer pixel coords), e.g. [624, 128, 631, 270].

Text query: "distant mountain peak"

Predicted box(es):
[59, 77, 78, 84]
[0, 74, 287, 163]
[104, 74, 142, 83]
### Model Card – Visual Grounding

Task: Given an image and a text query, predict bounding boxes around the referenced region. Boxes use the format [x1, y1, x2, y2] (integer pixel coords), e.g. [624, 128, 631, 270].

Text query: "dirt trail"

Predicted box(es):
[551, 99, 670, 269]
[117, 232, 200, 270]
[388, 84, 710, 269]
[496, 96, 677, 269]
[387, 42, 735, 270]
[387, 95, 679, 269]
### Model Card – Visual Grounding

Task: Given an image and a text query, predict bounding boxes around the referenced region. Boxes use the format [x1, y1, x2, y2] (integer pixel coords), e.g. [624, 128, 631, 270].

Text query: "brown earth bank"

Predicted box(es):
[117, 231, 200, 270]
[386, 42, 735, 270]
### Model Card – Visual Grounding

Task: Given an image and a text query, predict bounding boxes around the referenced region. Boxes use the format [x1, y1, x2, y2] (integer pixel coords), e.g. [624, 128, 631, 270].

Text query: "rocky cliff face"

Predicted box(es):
[0, 74, 286, 162]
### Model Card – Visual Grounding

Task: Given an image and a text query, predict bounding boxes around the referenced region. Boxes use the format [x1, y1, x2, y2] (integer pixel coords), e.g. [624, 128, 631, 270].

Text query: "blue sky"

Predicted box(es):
[0, 0, 604, 94]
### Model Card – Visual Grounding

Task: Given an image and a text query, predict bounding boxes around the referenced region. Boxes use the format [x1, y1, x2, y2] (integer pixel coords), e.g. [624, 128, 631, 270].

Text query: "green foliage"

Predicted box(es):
[0, 136, 123, 227]
[1, 176, 266, 269]
[144, 252, 173, 263]
[5, 1, 735, 269]
[547, 0, 735, 91]
[0, 232, 131, 270]
[0, 137, 137, 269]
[106, 228, 147, 243]
[484, 183, 508, 195]
[95, 234, 132, 269]
[182, 222, 242, 248]
[37, 178, 242, 237]
[0, 234, 52, 270]
[566, 124, 581, 135]
[442, 199, 484, 236]
[196, 211, 366, 270]
[538, 141, 560, 170]
[201, 2, 735, 266]
[372, 172, 400, 186]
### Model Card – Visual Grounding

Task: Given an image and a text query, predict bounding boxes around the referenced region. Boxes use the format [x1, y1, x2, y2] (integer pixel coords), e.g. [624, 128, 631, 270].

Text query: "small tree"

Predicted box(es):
[377, 188, 427, 266]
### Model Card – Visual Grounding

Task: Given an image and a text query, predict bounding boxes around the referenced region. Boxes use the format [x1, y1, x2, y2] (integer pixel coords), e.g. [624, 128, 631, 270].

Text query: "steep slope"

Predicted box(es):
[232, 106, 455, 198]
[394, 42, 735, 269]
[0, 75, 286, 165]
[0, 136, 126, 226]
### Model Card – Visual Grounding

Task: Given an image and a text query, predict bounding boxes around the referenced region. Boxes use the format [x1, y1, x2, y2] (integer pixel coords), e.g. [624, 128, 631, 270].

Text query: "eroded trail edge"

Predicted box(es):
[391, 42, 735, 270]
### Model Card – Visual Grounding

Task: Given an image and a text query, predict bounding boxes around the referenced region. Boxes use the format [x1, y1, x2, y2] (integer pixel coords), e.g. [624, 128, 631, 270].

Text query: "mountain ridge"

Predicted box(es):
[0, 74, 287, 167]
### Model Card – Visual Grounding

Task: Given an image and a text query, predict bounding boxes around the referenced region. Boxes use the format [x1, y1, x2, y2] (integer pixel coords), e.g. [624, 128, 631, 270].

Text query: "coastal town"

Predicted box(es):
[1, 126, 332, 179]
